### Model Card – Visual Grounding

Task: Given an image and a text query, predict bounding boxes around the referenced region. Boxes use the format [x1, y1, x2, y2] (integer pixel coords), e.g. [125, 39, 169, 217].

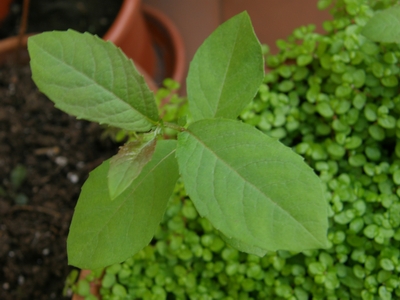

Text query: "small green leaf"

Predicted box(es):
[384, 52, 398, 64]
[364, 104, 377, 121]
[278, 80, 294, 92]
[379, 286, 392, 300]
[335, 85, 352, 98]
[15, 193, 28, 205]
[349, 154, 367, 167]
[316, 102, 334, 118]
[108, 137, 157, 200]
[187, 12, 264, 121]
[318, 0, 333, 10]
[102, 273, 116, 288]
[75, 280, 90, 296]
[369, 124, 385, 141]
[381, 75, 399, 87]
[67, 140, 179, 270]
[308, 262, 325, 275]
[364, 224, 379, 239]
[327, 143, 346, 158]
[380, 258, 395, 271]
[353, 94, 366, 110]
[378, 115, 396, 129]
[112, 284, 127, 297]
[345, 135, 362, 149]
[176, 118, 328, 253]
[339, 267, 364, 289]
[28, 30, 158, 131]
[362, 6, 400, 43]
[393, 170, 400, 185]
[297, 54, 313, 67]
[10, 164, 27, 190]
[352, 69, 366, 88]
[219, 232, 268, 257]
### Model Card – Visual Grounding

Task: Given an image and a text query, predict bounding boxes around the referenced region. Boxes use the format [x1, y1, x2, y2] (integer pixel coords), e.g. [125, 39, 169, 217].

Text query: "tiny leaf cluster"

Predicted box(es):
[28, 12, 328, 270]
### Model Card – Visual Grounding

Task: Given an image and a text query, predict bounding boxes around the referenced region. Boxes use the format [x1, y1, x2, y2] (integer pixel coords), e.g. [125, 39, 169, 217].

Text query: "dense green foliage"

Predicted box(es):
[28, 12, 328, 271]
[72, 0, 400, 299]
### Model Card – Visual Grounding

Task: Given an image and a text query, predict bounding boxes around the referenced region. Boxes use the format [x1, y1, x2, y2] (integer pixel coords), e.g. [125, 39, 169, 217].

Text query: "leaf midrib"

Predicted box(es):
[213, 21, 241, 117]
[215, 26, 240, 116]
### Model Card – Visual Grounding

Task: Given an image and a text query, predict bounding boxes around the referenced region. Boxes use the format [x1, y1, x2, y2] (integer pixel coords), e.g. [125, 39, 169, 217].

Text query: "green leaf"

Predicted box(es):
[361, 6, 400, 43]
[28, 30, 159, 131]
[75, 279, 90, 296]
[297, 54, 313, 67]
[67, 140, 179, 270]
[176, 119, 328, 253]
[318, 0, 332, 10]
[108, 137, 157, 200]
[187, 12, 264, 121]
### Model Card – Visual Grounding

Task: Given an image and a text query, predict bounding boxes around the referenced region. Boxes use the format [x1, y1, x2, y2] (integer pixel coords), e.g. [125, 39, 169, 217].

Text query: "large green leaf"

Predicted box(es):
[108, 137, 157, 200]
[67, 140, 179, 270]
[176, 119, 328, 253]
[28, 30, 159, 131]
[219, 232, 268, 257]
[362, 6, 400, 43]
[186, 12, 264, 121]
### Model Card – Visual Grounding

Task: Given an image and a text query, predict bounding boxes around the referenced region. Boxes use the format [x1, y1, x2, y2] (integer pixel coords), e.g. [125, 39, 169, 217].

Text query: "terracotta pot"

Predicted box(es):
[142, 4, 186, 87]
[106, 2, 186, 87]
[0, 0, 158, 80]
[103, 0, 157, 80]
[0, 35, 30, 64]
[0, 0, 12, 24]
[0, 1, 185, 88]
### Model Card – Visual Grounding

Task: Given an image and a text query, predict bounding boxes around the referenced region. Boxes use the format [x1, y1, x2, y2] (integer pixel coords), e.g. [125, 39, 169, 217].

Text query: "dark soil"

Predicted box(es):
[0, 55, 119, 298]
[0, 1, 130, 298]
[0, 0, 123, 39]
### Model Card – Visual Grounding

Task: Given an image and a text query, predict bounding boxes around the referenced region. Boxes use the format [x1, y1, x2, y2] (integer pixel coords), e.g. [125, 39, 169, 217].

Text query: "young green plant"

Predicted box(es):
[27, 12, 328, 270]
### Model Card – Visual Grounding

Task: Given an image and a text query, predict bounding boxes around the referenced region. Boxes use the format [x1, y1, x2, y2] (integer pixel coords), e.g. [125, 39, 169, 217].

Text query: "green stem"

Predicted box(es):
[163, 122, 185, 132]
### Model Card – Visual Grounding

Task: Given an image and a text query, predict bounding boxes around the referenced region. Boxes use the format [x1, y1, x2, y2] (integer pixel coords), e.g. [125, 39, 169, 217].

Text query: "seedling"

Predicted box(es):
[1, 164, 28, 205]
[28, 12, 328, 270]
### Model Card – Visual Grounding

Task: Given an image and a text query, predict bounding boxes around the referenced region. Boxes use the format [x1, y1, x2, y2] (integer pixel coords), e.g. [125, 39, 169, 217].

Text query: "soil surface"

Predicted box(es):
[0, 1, 125, 298]
[0, 55, 118, 299]
[0, 0, 123, 39]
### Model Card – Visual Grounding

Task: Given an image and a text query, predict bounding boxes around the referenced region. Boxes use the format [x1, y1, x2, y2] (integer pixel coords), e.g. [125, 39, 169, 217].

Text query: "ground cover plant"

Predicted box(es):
[72, 0, 400, 298]
[27, 10, 328, 277]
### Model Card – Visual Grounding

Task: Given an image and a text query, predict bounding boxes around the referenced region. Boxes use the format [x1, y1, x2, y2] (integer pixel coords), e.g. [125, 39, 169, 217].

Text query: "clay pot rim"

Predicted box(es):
[0, 1, 185, 88]
[0, 34, 31, 55]
[103, 0, 141, 44]
[0, 0, 13, 23]
[143, 4, 186, 86]
[104, 0, 157, 78]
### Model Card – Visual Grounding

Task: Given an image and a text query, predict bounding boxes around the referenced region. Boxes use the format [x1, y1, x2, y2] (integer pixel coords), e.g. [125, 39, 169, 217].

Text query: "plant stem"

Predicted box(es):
[163, 122, 185, 132]
[17, 0, 30, 61]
